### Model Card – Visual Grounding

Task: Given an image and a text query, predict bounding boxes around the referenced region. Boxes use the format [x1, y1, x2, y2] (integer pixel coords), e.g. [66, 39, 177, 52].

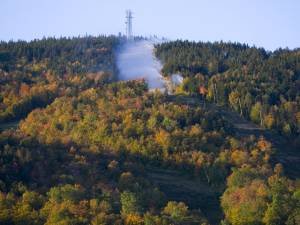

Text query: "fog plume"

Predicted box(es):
[116, 40, 166, 90]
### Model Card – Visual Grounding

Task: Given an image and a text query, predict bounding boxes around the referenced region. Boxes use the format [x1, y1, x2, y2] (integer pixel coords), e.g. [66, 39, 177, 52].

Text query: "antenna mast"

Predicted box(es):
[125, 10, 133, 40]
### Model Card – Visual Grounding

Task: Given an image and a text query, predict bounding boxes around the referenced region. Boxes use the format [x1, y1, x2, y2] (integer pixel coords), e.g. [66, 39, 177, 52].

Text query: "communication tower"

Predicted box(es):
[125, 10, 133, 40]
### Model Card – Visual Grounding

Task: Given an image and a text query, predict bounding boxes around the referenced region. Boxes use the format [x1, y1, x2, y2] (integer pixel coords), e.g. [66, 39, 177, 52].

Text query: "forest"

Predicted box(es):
[155, 41, 300, 148]
[0, 36, 300, 225]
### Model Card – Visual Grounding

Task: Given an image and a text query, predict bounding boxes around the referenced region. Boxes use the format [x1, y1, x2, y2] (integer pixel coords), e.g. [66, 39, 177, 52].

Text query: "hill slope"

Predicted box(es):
[0, 37, 300, 225]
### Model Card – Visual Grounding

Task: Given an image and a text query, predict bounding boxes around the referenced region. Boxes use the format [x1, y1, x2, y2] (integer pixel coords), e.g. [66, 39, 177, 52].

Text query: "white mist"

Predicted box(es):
[116, 40, 166, 91]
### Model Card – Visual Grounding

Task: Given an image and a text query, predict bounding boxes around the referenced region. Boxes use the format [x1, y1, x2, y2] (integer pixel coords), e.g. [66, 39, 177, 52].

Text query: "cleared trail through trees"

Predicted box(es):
[215, 102, 300, 179]
[0, 121, 19, 132]
[146, 167, 223, 225]
[145, 95, 300, 224]
[168, 95, 300, 178]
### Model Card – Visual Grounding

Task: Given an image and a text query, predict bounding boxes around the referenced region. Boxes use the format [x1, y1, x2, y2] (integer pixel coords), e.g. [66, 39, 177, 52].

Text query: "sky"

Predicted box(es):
[1, 0, 299, 50]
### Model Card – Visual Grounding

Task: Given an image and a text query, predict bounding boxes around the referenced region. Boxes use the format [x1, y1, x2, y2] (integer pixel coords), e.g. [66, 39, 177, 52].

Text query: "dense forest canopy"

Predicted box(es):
[0, 36, 300, 225]
[0, 36, 119, 122]
[155, 41, 300, 147]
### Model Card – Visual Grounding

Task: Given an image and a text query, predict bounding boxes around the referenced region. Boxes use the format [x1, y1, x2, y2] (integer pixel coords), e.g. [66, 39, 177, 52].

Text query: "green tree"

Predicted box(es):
[120, 191, 143, 216]
[263, 177, 293, 225]
[162, 201, 188, 223]
[229, 90, 242, 114]
[47, 184, 85, 204]
[250, 102, 263, 125]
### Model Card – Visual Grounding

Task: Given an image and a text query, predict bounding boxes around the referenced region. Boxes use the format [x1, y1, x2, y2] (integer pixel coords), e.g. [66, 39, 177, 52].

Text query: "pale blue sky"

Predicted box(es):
[1, 0, 299, 50]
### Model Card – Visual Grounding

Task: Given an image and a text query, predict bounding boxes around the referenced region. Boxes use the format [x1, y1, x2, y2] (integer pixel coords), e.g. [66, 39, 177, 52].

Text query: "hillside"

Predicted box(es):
[0, 37, 300, 225]
[155, 41, 300, 148]
[0, 36, 118, 123]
